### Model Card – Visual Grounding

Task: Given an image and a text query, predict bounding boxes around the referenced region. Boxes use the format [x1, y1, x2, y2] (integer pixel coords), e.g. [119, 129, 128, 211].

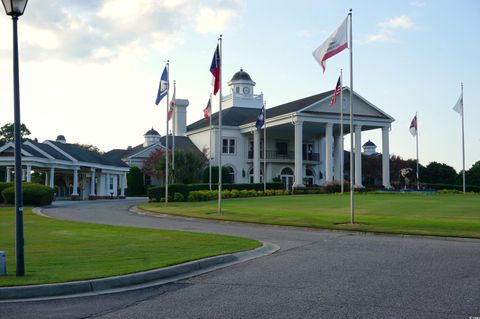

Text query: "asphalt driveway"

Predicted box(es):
[1, 199, 479, 319]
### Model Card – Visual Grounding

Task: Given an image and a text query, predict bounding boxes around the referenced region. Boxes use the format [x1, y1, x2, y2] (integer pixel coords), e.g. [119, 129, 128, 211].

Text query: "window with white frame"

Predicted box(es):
[222, 138, 235, 154]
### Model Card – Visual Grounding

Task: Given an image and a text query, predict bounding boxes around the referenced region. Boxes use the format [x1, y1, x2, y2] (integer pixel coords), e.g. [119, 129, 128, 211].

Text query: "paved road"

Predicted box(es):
[1, 199, 479, 319]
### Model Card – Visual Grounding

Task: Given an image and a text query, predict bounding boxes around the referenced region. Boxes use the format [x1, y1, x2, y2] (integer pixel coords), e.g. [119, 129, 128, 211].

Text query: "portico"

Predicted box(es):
[0, 137, 129, 200]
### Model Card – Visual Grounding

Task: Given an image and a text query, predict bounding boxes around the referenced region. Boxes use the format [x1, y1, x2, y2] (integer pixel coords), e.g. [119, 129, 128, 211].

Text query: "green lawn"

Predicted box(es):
[139, 193, 480, 239]
[0, 208, 260, 286]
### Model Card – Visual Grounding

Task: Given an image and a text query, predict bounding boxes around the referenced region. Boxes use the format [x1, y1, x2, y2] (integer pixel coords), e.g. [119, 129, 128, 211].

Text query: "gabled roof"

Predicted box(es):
[159, 136, 205, 159]
[47, 140, 129, 167]
[105, 136, 204, 162]
[188, 107, 261, 132]
[187, 90, 334, 132]
[29, 140, 71, 161]
[22, 144, 48, 158]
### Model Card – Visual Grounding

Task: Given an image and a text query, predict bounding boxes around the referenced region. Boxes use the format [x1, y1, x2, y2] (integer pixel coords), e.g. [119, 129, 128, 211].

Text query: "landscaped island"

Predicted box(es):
[0, 208, 260, 286]
[140, 193, 480, 239]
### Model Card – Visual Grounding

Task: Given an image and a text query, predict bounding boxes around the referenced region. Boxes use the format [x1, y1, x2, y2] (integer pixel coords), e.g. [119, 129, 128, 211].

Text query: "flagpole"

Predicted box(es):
[209, 93, 212, 191]
[172, 80, 176, 183]
[416, 112, 419, 190]
[348, 9, 355, 224]
[165, 60, 170, 206]
[218, 35, 223, 214]
[263, 101, 267, 193]
[340, 69, 344, 193]
[461, 82, 465, 193]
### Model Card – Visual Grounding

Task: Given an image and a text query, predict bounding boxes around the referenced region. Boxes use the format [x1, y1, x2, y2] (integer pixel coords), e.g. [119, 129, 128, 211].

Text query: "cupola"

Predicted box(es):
[143, 128, 161, 147]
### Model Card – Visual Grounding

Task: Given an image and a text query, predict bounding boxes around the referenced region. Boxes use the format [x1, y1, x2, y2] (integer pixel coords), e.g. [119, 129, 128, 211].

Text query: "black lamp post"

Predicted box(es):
[2, 0, 28, 276]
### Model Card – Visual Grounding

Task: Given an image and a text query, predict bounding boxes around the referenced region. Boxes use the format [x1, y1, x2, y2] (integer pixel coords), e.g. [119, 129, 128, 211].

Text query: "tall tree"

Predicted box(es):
[422, 162, 457, 184]
[465, 160, 480, 186]
[0, 123, 31, 146]
[143, 148, 206, 185]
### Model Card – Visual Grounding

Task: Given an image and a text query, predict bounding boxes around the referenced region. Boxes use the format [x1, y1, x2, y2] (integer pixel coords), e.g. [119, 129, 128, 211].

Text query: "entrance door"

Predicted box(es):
[280, 167, 294, 191]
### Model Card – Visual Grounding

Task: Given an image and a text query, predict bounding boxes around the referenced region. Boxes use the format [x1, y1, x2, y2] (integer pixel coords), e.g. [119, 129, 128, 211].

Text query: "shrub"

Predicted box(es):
[0, 182, 14, 200]
[173, 192, 184, 202]
[2, 182, 54, 206]
[148, 182, 283, 202]
[127, 167, 146, 196]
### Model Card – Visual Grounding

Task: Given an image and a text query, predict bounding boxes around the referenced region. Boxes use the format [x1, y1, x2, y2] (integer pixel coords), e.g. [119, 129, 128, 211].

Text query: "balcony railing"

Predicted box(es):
[247, 150, 319, 162]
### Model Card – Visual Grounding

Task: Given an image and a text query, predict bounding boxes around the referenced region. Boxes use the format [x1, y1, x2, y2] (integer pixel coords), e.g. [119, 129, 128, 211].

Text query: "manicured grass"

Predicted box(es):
[140, 193, 480, 239]
[0, 208, 260, 286]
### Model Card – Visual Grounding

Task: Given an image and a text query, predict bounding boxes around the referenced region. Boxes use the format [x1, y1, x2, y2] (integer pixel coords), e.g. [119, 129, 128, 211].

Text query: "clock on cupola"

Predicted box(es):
[228, 68, 255, 97]
[224, 68, 263, 109]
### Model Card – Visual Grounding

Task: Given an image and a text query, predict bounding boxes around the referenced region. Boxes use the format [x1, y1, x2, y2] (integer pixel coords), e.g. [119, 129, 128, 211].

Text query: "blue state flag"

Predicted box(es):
[255, 104, 265, 130]
[155, 66, 168, 105]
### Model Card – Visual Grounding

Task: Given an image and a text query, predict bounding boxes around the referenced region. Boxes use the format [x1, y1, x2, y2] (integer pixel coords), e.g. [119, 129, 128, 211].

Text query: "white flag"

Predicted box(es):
[452, 94, 463, 116]
[312, 17, 348, 72]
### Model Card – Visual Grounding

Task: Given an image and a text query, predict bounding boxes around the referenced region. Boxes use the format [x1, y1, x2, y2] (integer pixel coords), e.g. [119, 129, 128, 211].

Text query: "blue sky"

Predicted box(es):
[0, 0, 478, 172]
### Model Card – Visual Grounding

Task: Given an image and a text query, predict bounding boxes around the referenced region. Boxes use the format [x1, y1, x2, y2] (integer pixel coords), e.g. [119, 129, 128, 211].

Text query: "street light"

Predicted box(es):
[2, 0, 29, 276]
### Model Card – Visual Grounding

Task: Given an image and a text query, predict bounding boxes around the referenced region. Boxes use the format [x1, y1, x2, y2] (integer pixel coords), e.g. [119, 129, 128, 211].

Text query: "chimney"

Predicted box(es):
[173, 98, 189, 136]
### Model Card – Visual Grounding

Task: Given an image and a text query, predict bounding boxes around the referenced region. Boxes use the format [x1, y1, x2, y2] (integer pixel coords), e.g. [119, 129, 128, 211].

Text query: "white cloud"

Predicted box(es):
[367, 15, 415, 43]
[410, 1, 426, 7]
[378, 16, 414, 30]
[195, 7, 236, 34]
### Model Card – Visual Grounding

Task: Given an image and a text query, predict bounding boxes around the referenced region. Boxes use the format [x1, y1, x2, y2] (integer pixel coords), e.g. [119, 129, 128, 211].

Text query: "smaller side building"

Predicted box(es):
[0, 135, 129, 200]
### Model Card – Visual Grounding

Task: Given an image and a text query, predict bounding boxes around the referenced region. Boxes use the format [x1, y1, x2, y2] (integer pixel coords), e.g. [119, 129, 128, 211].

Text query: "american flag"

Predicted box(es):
[330, 76, 341, 105]
[203, 96, 212, 120]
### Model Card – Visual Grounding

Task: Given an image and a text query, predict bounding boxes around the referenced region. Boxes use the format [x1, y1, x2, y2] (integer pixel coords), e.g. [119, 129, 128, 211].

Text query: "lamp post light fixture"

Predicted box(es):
[2, 0, 29, 276]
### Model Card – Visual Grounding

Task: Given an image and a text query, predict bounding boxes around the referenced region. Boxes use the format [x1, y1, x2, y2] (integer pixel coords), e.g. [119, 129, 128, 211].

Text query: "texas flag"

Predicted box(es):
[312, 17, 348, 73]
[203, 96, 212, 120]
[409, 115, 417, 136]
[210, 44, 221, 95]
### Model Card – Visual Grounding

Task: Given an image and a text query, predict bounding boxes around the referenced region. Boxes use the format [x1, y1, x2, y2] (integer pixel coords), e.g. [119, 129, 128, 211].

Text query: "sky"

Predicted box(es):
[0, 0, 478, 172]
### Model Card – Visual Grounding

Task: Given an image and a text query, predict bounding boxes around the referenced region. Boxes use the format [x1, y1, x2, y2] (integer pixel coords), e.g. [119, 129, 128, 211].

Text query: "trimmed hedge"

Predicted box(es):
[187, 189, 290, 201]
[0, 182, 14, 195]
[148, 182, 284, 202]
[423, 183, 480, 193]
[2, 182, 55, 206]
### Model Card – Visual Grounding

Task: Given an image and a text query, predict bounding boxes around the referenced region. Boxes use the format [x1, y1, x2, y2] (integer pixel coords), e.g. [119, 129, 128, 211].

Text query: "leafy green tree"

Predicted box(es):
[127, 166, 146, 196]
[143, 148, 206, 185]
[75, 144, 101, 154]
[0, 123, 31, 146]
[422, 161, 457, 184]
[465, 160, 480, 186]
[203, 166, 234, 184]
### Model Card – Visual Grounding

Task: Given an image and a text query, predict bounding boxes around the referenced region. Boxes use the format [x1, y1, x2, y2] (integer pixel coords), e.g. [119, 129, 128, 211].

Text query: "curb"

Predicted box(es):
[0, 241, 279, 303]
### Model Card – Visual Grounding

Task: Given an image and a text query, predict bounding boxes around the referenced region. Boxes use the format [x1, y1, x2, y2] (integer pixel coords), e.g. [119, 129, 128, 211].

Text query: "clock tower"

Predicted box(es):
[223, 68, 263, 109]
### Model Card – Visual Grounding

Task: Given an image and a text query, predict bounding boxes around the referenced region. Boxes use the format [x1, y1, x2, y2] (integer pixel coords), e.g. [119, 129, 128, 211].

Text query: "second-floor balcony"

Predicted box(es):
[247, 150, 320, 162]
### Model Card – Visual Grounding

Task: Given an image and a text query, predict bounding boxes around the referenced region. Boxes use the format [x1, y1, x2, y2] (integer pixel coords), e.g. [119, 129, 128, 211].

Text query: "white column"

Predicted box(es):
[294, 120, 304, 187]
[382, 126, 391, 188]
[90, 169, 96, 197]
[334, 134, 343, 182]
[120, 173, 126, 197]
[106, 173, 110, 196]
[325, 123, 333, 182]
[6, 167, 11, 182]
[72, 168, 79, 196]
[355, 125, 363, 188]
[253, 130, 260, 183]
[49, 167, 55, 188]
[26, 165, 32, 182]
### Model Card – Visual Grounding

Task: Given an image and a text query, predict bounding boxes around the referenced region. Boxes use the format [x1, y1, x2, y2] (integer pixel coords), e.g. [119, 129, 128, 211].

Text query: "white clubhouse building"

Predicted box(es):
[0, 69, 394, 198]
[184, 69, 394, 189]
